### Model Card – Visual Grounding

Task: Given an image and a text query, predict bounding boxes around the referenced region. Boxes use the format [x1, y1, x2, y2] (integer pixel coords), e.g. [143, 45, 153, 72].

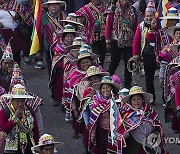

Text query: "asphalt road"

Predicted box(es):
[22, 55, 179, 154]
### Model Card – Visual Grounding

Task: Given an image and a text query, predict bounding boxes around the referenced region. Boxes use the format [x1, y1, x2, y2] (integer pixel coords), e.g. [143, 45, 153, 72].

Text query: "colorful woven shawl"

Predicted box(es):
[117, 103, 169, 154]
[113, 4, 136, 47]
[164, 56, 180, 102]
[76, 2, 108, 44]
[49, 43, 66, 88]
[43, 11, 66, 46]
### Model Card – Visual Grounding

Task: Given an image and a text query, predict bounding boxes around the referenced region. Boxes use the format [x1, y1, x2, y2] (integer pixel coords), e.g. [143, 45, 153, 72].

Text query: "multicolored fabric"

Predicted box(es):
[156, 27, 172, 54]
[49, 43, 66, 88]
[0, 91, 43, 112]
[64, 69, 86, 118]
[4, 106, 35, 152]
[78, 86, 96, 121]
[117, 103, 169, 154]
[164, 56, 180, 102]
[0, 0, 33, 26]
[158, 40, 179, 63]
[76, 2, 108, 44]
[169, 70, 180, 108]
[43, 11, 66, 46]
[113, 4, 136, 47]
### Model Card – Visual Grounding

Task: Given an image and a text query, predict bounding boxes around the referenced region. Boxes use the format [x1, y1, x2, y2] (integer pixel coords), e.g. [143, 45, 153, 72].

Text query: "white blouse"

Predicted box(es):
[0, 9, 19, 29]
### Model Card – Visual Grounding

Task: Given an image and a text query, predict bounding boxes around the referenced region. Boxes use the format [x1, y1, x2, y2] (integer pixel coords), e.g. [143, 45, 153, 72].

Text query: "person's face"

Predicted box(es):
[89, 75, 101, 86]
[1, 58, 13, 72]
[11, 98, 25, 110]
[174, 30, 180, 41]
[79, 58, 92, 71]
[48, 3, 61, 14]
[131, 94, 144, 109]
[101, 83, 113, 99]
[119, 0, 129, 8]
[41, 145, 54, 154]
[91, 0, 102, 6]
[145, 11, 155, 25]
[64, 33, 75, 45]
[167, 19, 178, 28]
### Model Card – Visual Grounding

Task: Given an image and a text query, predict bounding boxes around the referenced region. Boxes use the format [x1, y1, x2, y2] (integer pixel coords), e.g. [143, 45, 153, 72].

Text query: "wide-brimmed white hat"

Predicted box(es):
[92, 76, 121, 91]
[60, 13, 84, 27]
[42, 0, 66, 8]
[65, 37, 85, 51]
[167, 23, 180, 38]
[121, 86, 153, 103]
[31, 134, 63, 153]
[2, 84, 34, 99]
[82, 66, 109, 81]
[160, 7, 180, 20]
[170, 42, 180, 52]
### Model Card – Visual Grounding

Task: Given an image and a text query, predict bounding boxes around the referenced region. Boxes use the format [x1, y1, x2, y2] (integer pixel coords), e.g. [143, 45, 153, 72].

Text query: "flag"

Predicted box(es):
[110, 91, 123, 145]
[156, 0, 171, 28]
[29, 0, 42, 56]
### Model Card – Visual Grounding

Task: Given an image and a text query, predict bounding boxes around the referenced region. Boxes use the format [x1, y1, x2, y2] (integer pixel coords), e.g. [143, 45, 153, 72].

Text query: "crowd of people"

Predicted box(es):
[0, 0, 180, 154]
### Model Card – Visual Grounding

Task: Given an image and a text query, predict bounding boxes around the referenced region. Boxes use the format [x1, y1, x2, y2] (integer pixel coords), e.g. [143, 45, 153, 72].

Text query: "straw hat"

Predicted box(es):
[42, 0, 66, 8]
[170, 42, 180, 52]
[65, 37, 85, 51]
[167, 23, 180, 38]
[121, 86, 153, 103]
[82, 66, 109, 81]
[71, 48, 99, 65]
[59, 24, 79, 35]
[60, 13, 84, 27]
[92, 76, 121, 91]
[31, 134, 63, 153]
[2, 84, 34, 99]
[160, 7, 180, 20]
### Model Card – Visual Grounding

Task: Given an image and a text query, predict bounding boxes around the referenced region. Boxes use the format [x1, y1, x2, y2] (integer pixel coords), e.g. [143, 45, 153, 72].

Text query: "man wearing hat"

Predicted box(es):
[0, 84, 39, 154]
[31, 134, 63, 154]
[39, 0, 66, 71]
[76, 0, 108, 66]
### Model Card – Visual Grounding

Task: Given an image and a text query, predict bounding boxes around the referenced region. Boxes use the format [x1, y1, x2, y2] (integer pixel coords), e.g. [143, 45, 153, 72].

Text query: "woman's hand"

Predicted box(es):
[123, 131, 130, 139]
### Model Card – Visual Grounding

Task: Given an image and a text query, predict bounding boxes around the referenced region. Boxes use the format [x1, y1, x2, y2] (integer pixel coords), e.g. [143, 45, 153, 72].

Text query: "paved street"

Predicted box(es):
[22, 55, 179, 154]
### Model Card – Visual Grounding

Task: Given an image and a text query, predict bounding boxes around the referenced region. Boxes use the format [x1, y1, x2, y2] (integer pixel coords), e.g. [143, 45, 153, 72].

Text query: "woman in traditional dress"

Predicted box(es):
[79, 65, 109, 153]
[0, 84, 39, 154]
[89, 76, 120, 153]
[67, 48, 98, 139]
[0, 42, 14, 92]
[49, 24, 78, 106]
[116, 86, 169, 154]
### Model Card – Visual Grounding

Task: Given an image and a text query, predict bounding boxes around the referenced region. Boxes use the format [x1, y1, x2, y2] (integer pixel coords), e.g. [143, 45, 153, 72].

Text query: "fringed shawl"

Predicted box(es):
[76, 2, 107, 44]
[117, 103, 169, 154]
